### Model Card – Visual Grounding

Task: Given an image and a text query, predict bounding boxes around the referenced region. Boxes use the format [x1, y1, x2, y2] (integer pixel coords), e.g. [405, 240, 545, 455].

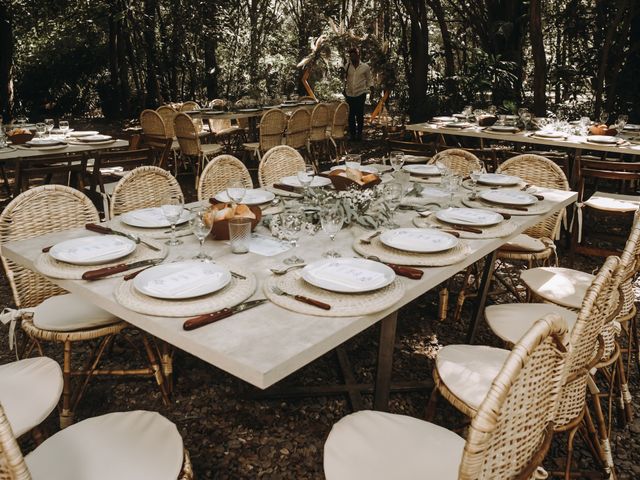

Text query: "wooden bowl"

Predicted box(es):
[478, 115, 497, 127]
[8, 132, 34, 144]
[589, 125, 617, 136]
[329, 172, 381, 191]
[207, 203, 262, 240]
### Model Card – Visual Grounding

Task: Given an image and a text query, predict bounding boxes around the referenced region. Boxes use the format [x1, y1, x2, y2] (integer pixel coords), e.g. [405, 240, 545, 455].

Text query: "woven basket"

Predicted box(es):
[328, 171, 380, 191]
[207, 203, 262, 240]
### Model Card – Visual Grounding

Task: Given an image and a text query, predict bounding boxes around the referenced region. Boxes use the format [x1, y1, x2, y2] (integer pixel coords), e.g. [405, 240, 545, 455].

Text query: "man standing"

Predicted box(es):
[344, 47, 373, 141]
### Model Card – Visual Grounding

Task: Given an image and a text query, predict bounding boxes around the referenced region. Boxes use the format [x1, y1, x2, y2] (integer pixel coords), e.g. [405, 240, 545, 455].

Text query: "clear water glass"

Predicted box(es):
[296, 165, 315, 192]
[579, 116, 591, 135]
[462, 105, 473, 121]
[190, 209, 213, 260]
[59, 121, 69, 137]
[226, 179, 246, 206]
[469, 165, 486, 199]
[320, 206, 345, 258]
[617, 114, 629, 132]
[280, 212, 304, 265]
[344, 153, 362, 169]
[473, 109, 484, 126]
[161, 201, 185, 246]
[383, 182, 403, 228]
[487, 105, 497, 116]
[599, 111, 609, 126]
[44, 118, 54, 137]
[446, 175, 462, 207]
[389, 151, 405, 172]
[35, 123, 46, 137]
[16, 115, 27, 127]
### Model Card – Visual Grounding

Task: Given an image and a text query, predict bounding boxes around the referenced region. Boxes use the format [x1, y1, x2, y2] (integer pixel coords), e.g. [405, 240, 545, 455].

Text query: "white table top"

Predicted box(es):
[1, 189, 577, 389]
[406, 123, 640, 156]
[0, 139, 129, 162]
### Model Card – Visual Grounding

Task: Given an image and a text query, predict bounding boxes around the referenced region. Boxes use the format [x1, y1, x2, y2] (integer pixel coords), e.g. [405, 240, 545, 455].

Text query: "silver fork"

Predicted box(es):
[271, 286, 331, 310]
[270, 264, 306, 275]
[359, 230, 382, 244]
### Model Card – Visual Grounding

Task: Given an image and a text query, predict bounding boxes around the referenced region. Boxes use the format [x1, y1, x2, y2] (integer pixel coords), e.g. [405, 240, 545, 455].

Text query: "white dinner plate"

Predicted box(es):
[69, 131, 99, 137]
[279, 175, 331, 188]
[487, 125, 519, 132]
[414, 186, 450, 198]
[49, 235, 136, 266]
[330, 165, 378, 174]
[432, 116, 456, 122]
[533, 130, 565, 139]
[134, 261, 231, 300]
[26, 138, 66, 146]
[238, 108, 261, 112]
[79, 134, 113, 142]
[403, 155, 430, 164]
[24, 144, 69, 151]
[586, 135, 619, 145]
[477, 173, 522, 186]
[436, 208, 504, 227]
[120, 207, 193, 228]
[443, 122, 473, 129]
[623, 124, 640, 131]
[479, 190, 537, 206]
[380, 228, 458, 253]
[214, 188, 275, 205]
[403, 164, 440, 176]
[301, 258, 395, 293]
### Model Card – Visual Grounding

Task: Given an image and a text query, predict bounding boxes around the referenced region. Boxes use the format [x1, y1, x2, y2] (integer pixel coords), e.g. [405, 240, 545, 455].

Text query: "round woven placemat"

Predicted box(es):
[461, 178, 527, 191]
[114, 265, 256, 317]
[109, 218, 194, 241]
[461, 196, 551, 216]
[410, 175, 442, 185]
[35, 240, 168, 280]
[263, 271, 405, 317]
[412, 212, 518, 239]
[352, 232, 471, 267]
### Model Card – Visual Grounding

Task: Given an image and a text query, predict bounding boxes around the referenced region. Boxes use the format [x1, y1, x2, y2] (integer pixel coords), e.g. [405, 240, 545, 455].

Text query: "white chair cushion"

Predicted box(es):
[486, 303, 578, 345]
[436, 344, 510, 411]
[521, 267, 594, 310]
[201, 143, 223, 156]
[33, 294, 119, 332]
[499, 233, 547, 252]
[584, 192, 640, 212]
[243, 142, 260, 151]
[0, 357, 62, 437]
[26, 410, 184, 480]
[324, 410, 464, 480]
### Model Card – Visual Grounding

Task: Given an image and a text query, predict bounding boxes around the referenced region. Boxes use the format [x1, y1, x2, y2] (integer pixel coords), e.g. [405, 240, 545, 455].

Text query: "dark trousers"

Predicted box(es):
[346, 93, 366, 140]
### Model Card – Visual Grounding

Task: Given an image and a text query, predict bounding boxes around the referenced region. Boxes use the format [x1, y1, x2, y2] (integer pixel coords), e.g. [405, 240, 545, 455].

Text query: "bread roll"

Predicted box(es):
[345, 167, 363, 183]
[361, 173, 378, 184]
[235, 204, 256, 220]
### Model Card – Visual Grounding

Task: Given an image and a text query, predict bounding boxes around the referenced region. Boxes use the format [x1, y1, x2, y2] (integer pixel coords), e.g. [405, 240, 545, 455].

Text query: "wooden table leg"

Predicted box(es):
[466, 251, 497, 344]
[373, 312, 398, 411]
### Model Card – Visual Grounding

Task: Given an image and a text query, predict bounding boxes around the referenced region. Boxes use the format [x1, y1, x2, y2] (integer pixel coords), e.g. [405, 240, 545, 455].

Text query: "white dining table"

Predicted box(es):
[0, 139, 129, 161]
[0, 187, 577, 411]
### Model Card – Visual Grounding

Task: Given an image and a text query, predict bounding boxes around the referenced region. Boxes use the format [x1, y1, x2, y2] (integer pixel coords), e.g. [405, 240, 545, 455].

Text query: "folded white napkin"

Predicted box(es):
[386, 230, 451, 251]
[143, 267, 223, 297]
[58, 238, 131, 262]
[309, 262, 385, 289]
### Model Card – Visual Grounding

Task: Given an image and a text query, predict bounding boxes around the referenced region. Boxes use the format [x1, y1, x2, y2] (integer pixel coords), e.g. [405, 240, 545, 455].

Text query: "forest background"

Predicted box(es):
[0, 0, 638, 124]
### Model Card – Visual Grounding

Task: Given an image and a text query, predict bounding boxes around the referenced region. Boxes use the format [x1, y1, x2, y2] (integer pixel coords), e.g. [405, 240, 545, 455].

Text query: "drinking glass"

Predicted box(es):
[190, 208, 213, 260]
[462, 105, 473, 121]
[617, 114, 629, 131]
[579, 116, 591, 135]
[498, 114, 507, 126]
[383, 182, 403, 228]
[599, 111, 609, 126]
[226, 179, 246, 206]
[473, 109, 484, 126]
[16, 115, 27, 127]
[469, 164, 486, 199]
[229, 218, 252, 254]
[389, 151, 405, 172]
[161, 200, 185, 246]
[320, 206, 345, 258]
[280, 211, 304, 265]
[521, 112, 532, 130]
[344, 153, 362, 169]
[296, 165, 315, 194]
[59, 121, 69, 137]
[487, 105, 497, 116]
[35, 122, 46, 138]
[444, 174, 462, 208]
[44, 118, 54, 137]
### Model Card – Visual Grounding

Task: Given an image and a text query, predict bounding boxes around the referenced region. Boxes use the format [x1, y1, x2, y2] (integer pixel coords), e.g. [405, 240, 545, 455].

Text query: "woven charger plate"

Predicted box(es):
[412, 212, 518, 239]
[114, 266, 256, 317]
[35, 239, 168, 280]
[352, 232, 471, 267]
[462, 196, 551, 216]
[263, 271, 405, 317]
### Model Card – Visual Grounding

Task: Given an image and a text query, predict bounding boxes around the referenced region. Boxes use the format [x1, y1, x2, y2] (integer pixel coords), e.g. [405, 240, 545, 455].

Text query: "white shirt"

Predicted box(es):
[345, 62, 373, 97]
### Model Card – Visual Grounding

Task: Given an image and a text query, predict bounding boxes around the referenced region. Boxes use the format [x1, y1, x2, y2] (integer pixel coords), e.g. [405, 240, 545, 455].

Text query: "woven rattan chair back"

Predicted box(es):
[498, 154, 570, 239]
[208, 99, 226, 108]
[0, 402, 31, 480]
[459, 314, 570, 479]
[140, 109, 169, 139]
[285, 108, 311, 150]
[179, 101, 200, 112]
[198, 155, 253, 201]
[429, 149, 483, 177]
[309, 104, 330, 141]
[259, 108, 287, 152]
[258, 146, 305, 187]
[157, 105, 178, 138]
[208, 118, 233, 134]
[330, 102, 349, 140]
[173, 113, 201, 157]
[110, 166, 183, 218]
[0, 185, 99, 308]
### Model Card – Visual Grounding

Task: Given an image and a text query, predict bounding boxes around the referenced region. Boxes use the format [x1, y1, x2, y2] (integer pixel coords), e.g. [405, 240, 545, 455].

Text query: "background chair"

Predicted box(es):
[307, 103, 330, 167]
[284, 108, 310, 159]
[243, 108, 287, 162]
[197, 154, 253, 201]
[429, 148, 483, 177]
[258, 145, 305, 187]
[156, 105, 178, 139]
[140, 109, 178, 170]
[173, 112, 223, 184]
[328, 102, 349, 160]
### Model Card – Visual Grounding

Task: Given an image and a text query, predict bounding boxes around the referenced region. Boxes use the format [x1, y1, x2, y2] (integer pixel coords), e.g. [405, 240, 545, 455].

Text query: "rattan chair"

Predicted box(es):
[324, 314, 570, 479]
[140, 109, 179, 169]
[428, 149, 483, 177]
[173, 112, 223, 184]
[284, 108, 310, 155]
[243, 108, 287, 162]
[157, 105, 178, 138]
[258, 145, 305, 187]
[0, 185, 168, 428]
[307, 103, 330, 167]
[0, 402, 193, 480]
[328, 102, 349, 159]
[207, 117, 245, 153]
[179, 101, 200, 111]
[197, 154, 253, 201]
[109, 165, 184, 218]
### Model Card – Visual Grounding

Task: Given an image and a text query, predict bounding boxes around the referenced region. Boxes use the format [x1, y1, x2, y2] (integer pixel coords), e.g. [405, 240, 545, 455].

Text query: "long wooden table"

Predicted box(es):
[1, 188, 576, 410]
[0, 139, 129, 161]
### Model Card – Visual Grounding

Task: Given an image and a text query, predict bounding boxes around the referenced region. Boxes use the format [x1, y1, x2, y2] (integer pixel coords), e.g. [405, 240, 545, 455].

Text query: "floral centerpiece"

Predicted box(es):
[308, 185, 393, 229]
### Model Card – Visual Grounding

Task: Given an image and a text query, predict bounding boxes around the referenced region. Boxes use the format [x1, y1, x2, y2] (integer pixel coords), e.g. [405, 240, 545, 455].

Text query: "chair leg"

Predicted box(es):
[60, 340, 74, 429]
[438, 287, 449, 322]
[588, 375, 617, 478]
[425, 386, 440, 422]
[564, 421, 580, 480]
[141, 334, 170, 404]
[615, 353, 633, 424]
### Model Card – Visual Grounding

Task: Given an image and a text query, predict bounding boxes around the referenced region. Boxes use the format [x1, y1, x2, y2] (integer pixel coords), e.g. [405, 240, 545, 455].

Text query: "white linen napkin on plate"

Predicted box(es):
[309, 262, 385, 289]
[57, 238, 132, 262]
[143, 267, 222, 297]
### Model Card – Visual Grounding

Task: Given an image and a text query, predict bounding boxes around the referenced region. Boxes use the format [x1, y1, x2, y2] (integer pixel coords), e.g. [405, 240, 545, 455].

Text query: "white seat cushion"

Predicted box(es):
[33, 294, 119, 332]
[436, 344, 510, 411]
[499, 233, 547, 252]
[243, 142, 260, 151]
[0, 357, 63, 437]
[521, 267, 594, 309]
[584, 192, 640, 212]
[26, 410, 184, 480]
[201, 143, 223, 156]
[324, 410, 464, 480]
[486, 303, 578, 345]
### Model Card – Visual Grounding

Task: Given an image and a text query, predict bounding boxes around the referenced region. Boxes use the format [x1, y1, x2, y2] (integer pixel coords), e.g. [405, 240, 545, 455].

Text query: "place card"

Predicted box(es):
[247, 234, 291, 256]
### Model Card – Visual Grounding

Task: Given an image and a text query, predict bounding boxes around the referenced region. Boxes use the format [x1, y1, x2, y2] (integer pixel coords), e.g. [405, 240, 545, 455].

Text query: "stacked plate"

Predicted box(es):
[78, 134, 113, 143]
[300, 258, 395, 293]
[214, 188, 275, 205]
[436, 208, 503, 227]
[330, 165, 379, 174]
[49, 235, 136, 266]
[477, 173, 521, 186]
[487, 125, 519, 133]
[432, 116, 456, 123]
[120, 207, 193, 229]
[403, 164, 440, 176]
[25, 138, 67, 149]
[532, 130, 565, 139]
[69, 131, 99, 137]
[279, 175, 331, 188]
[380, 228, 458, 253]
[623, 124, 640, 132]
[443, 122, 473, 129]
[585, 135, 620, 145]
[478, 190, 537, 206]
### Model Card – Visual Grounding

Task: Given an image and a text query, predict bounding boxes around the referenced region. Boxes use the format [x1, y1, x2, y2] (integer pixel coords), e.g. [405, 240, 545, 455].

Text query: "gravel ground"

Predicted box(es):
[0, 130, 638, 479]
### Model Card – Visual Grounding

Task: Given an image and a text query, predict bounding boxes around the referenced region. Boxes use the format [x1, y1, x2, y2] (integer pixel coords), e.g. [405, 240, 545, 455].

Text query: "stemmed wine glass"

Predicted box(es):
[161, 198, 185, 246]
[59, 121, 69, 138]
[462, 105, 473, 122]
[469, 164, 486, 200]
[599, 111, 609, 126]
[226, 179, 246, 207]
[190, 208, 213, 260]
[518, 108, 530, 130]
[320, 205, 345, 258]
[444, 174, 462, 208]
[44, 118, 54, 137]
[616, 114, 629, 133]
[35, 123, 46, 138]
[296, 164, 315, 195]
[383, 182, 403, 228]
[280, 211, 304, 265]
[389, 151, 405, 173]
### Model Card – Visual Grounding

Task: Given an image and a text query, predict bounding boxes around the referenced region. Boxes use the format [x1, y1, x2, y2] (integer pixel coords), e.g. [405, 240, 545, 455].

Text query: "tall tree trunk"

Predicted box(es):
[142, 0, 162, 107]
[616, 2, 640, 121]
[402, 0, 431, 122]
[108, 11, 120, 118]
[0, 2, 14, 122]
[116, 12, 131, 117]
[427, 0, 455, 100]
[204, 37, 219, 99]
[529, 0, 546, 116]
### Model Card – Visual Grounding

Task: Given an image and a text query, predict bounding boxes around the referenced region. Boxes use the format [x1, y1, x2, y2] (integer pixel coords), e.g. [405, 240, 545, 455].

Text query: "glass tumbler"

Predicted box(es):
[229, 217, 252, 254]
